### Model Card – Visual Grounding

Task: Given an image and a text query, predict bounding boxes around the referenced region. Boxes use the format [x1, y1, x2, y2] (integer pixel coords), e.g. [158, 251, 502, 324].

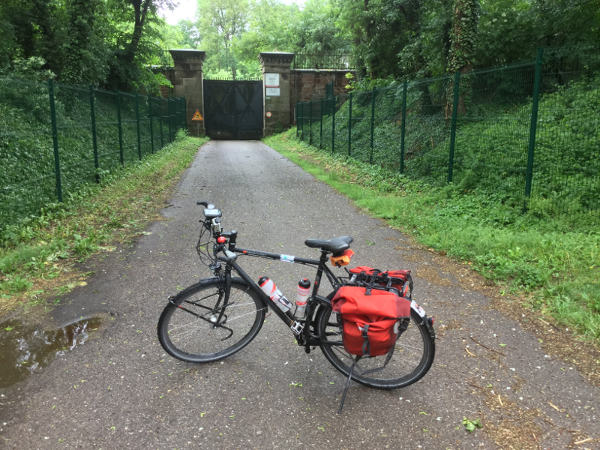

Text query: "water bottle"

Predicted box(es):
[258, 276, 293, 313]
[295, 278, 311, 318]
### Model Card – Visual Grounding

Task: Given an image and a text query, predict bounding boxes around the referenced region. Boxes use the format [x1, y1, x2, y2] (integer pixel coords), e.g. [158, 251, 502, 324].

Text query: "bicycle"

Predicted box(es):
[157, 202, 435, 392]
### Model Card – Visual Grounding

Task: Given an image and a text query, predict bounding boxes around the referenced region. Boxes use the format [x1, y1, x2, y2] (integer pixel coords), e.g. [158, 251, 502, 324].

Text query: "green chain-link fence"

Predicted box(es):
[296, 47, 600, 216]
[0, 76, 186, 230]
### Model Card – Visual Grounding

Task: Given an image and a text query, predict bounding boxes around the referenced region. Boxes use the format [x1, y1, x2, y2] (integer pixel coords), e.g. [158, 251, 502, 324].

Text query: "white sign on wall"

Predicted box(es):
[265, 87, 280, 96]
[264, 73, 280, 87]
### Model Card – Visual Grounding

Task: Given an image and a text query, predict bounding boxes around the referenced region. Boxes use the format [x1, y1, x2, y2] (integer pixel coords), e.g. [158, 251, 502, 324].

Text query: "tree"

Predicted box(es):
[177, 20, 202, 48]
[61, 0, 112, 84]
[446, 0, 478, 115]
[234, 0, 301, 74]
[337, 0, 427, 79]
[294, 0, 348, 56]
[105, 0, 176, 90]
[447, 0, 478, 75]
[197, 0, 250, 79]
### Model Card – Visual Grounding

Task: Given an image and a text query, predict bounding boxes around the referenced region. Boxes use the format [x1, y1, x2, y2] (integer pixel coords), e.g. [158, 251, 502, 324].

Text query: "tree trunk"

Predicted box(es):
[124, 0, 151, 65]
[446, 0, 478, 117]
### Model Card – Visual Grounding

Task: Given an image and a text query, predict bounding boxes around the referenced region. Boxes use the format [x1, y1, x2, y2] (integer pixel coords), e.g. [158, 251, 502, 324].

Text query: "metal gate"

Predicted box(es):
[203, 80, 263, 139]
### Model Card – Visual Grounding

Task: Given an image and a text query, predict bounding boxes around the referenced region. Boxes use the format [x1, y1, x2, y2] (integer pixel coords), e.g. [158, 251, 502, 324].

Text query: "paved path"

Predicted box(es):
[1, 140, 598, 448]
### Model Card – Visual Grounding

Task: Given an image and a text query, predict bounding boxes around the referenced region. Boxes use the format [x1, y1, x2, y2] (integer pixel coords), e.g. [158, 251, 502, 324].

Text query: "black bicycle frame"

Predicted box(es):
[220, 246, 342, 350]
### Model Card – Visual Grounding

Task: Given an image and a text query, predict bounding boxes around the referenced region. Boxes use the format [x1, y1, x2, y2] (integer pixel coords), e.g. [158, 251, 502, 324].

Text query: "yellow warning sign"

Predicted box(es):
[192, 110, 203, 121]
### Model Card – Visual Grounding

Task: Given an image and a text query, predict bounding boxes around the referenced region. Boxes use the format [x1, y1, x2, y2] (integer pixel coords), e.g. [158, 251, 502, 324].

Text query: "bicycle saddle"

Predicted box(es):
[304, 236, 353, 254]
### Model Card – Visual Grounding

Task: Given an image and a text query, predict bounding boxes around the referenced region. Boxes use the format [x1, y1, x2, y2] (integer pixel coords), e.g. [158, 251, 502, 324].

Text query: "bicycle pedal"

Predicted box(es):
[290, 321, 304, 335]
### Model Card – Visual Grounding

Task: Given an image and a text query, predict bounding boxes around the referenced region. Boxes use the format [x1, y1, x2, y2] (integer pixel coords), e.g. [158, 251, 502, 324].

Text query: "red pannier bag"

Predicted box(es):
[349, 266, 412, 298]
[331, 285, 411, 357]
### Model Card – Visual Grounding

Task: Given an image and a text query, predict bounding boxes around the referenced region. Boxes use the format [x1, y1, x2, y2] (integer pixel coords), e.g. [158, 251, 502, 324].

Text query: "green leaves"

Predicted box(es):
[462, 417, 482, 432]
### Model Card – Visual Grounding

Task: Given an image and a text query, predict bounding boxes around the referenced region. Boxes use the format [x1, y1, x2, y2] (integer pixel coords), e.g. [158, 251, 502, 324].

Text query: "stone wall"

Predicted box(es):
[158, 50, 355, 135]
[163, 50, 206, 136]
[291, 69, 352, 104]
[290, 69, 354, 124]
[259, 52, 294, 136]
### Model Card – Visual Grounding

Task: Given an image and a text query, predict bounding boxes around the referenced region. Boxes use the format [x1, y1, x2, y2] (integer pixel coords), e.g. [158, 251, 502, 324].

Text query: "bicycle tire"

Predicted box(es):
[157, 278, 266, 363]
[317, 304, 435, 389]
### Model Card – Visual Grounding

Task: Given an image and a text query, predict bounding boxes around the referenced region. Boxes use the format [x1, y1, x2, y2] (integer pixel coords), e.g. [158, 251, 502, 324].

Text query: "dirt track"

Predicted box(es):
[1, 140, 598, 448]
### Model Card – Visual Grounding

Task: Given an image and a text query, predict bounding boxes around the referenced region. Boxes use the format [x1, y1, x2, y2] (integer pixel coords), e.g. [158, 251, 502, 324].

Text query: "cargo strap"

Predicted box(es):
[338, 319, 409, 414]
[361, 324, 370, 356]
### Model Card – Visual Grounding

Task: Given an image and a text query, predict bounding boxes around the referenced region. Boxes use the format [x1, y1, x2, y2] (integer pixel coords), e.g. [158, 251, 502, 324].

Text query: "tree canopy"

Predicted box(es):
[0, 0, 176, 91]
[1, 0, 598, 86]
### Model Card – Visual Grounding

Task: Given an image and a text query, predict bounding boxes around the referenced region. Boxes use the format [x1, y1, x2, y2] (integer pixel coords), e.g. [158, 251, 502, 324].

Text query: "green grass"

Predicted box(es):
[265, 129, 600, 343]
[0, 132, 207, 313]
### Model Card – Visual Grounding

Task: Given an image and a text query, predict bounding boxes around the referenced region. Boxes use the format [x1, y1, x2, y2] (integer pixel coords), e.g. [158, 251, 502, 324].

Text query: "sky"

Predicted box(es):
[159, 0, 306, 25]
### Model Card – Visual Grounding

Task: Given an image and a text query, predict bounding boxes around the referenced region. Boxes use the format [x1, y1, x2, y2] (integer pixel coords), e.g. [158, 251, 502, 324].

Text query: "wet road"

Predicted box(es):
[1, 140, 598, 448]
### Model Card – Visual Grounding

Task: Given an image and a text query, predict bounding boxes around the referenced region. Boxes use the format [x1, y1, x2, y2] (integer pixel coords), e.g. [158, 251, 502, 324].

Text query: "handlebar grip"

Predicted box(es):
[197, 201, 217, 210]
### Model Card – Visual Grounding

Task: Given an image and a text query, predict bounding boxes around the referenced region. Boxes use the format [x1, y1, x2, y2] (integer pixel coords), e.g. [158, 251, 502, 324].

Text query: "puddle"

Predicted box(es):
[0, 316, 103, 388]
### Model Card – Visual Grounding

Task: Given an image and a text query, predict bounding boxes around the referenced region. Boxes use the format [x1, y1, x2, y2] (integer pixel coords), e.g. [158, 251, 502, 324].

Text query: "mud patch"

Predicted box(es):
[0, 315, 105, 388]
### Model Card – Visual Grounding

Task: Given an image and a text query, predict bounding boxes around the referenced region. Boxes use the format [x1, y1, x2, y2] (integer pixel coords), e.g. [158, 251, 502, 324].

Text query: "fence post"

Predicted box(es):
[300, 102, 304, 141]
[171, 98, 175, 140]
[331, 97, 336, 153]
[400, 81, 408, 173]
[182, 97, 187, 132]
[116, 92, 124, 166]
[135, 94, 142, 159]
[159, 98, 164, 148]
[347, 92, 353, 156]
[369, 88, 376, 164]
[524, 48, 544, 210]
[48, 79, 62, 202]
[149, 96, 154, 153]
[295, 103, 299, 138]
[448, 72, 461, 183]
[319, 98, 324, 149]
[168, 98, 173, 142]
[309, 100, 313, 145]
[89, 86, 100, 183]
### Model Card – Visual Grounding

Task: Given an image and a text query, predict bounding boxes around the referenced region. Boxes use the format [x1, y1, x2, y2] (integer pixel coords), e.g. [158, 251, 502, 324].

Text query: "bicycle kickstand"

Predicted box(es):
[337, 356, 361, 414]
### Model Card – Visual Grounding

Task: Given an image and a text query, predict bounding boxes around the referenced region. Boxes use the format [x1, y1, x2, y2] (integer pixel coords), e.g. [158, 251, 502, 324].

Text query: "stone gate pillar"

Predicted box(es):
[259, 52, 294, 136]
[169, 49, 206, 136]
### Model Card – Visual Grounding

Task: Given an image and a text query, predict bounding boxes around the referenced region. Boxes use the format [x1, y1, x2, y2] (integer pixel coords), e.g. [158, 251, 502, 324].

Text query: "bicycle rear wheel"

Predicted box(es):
[157, 278, 266, 363]
[317, 305, 435, 389]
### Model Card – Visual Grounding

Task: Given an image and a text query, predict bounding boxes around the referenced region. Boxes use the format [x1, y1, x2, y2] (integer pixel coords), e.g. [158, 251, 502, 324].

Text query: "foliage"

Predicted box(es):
[196, 0, 250, 79]
[0, 134, 207, 313]
[265, 129, 600, 342]
[337, 0, 600, 79]
[0, 0, 174, 91]
[2, 0, 599, 87]
[192, 0, 350, 79]
[0, 76, 185, 235]
[301, 66, 599, 217]
[234, 0, 301, 66]
[447, 0, 478, 73]
[462, 417, 483, 432]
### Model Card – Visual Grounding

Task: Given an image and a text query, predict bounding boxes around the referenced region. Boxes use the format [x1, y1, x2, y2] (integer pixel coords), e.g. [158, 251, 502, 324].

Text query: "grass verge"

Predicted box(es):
[265, 129, 600, 344]
[0, 133, 208, 315]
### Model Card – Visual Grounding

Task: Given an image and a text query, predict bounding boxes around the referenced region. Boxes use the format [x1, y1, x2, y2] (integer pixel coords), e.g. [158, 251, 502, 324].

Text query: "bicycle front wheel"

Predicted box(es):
[318, 305, 435, 389]
[157, 278, 266, 363]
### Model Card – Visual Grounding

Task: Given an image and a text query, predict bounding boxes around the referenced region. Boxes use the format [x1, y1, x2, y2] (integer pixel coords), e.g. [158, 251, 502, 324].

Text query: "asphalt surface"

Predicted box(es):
[1, 140, 598, 448]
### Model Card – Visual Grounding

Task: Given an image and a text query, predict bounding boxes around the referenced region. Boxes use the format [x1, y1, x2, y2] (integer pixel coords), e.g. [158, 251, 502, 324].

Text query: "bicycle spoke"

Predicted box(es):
[319, 306, 434, 388]
[158, 279, 266, 362]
